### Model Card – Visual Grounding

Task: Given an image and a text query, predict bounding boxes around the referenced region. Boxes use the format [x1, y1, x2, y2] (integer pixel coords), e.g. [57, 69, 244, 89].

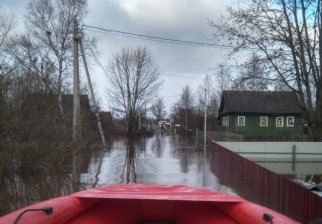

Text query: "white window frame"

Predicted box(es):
[287, 116, 295, 127]
[222, 116, 229, 127]
[237, 116, 245, 126]
[276, 116, 284, 127]
[260, 116, 268, 127]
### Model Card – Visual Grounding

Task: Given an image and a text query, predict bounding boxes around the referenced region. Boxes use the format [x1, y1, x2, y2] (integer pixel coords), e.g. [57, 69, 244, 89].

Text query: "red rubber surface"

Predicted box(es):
[0, 184, 299, 224]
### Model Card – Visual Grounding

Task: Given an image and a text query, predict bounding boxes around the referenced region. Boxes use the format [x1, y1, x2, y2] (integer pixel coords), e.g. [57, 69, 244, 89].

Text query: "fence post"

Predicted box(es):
[292, 144, 296, 171]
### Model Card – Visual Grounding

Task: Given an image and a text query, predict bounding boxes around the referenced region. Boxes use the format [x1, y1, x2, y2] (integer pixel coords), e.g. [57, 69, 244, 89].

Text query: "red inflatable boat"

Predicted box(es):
[0, 184, 298, 224]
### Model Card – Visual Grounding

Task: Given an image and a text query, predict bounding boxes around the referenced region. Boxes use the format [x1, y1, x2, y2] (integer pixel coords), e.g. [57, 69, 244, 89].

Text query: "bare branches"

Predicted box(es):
[0, 11, 16, 80]
[106, 47, 162, 133]
[178, 86, 194, 131]
[24, 0, 88, 94]
[150, 98, 166, 121]
[0, 13, 15, 48]
[232, 53, 272, 91]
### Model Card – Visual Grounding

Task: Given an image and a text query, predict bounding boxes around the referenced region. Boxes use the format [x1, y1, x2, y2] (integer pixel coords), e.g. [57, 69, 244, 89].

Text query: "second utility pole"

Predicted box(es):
[203, 88, 207, 152]
[79, 38, 106, 147]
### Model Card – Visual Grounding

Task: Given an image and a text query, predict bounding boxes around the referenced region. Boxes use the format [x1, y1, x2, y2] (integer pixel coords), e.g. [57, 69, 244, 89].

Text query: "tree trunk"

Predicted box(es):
[127, 111, 135, 134]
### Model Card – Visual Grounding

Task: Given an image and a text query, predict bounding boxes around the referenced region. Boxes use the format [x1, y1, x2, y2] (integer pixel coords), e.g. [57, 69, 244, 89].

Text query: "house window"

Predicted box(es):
[237, 116, 245, 126]
[276, 117, 284, 127]
[222, 116, 229, 126]
[287, 116, 295, 127]
[260, 116, 268, 127]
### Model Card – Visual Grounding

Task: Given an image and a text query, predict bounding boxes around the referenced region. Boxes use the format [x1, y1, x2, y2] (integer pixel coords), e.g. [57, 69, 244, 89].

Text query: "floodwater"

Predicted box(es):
[0, 134, 235, 216]
[2, 134, 320, 217]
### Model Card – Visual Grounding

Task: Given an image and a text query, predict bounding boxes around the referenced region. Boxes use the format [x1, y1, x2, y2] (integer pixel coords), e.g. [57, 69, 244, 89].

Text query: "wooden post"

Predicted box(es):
[203, 88, 207, 187]
[292, 144, 296, 171]
[79, 38, 107, 147]
[72, 20, 81, 143]
[204, 88, 207, 150]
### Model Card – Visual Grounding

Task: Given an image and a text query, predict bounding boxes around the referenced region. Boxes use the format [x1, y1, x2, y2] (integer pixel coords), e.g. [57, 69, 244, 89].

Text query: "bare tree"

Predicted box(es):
[210, 0, 322, 139]
[7, 34, 54, 93]
[232, 53, 271, 91]
[215, 64, 232, 100]
[23, 0, 88, 118]
[197, 75, 218, 130]
[0, 13, 14, 46]
[0, 11, 15, 78]
[150, 97, 166, 121]
[106, 47, 162, 134]
[179, 85, 194, 131]
[197, 75, 215, 110]
[0, 11, 16, 136]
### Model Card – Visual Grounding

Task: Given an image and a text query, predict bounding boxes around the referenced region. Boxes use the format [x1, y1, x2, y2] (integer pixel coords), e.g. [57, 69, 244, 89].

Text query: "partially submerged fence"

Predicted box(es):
[212, 142, 322, 223]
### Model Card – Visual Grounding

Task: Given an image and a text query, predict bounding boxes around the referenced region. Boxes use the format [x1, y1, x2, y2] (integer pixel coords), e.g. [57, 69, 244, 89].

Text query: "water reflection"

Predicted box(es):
[0, 135, 236, 216]
[0, 166, 73, 215]
[120, 138, 137, 183]
[83, 135, 217, 188]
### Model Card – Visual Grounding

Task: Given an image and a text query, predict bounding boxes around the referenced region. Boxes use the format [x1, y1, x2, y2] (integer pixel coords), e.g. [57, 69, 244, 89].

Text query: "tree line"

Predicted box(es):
[0, 0, 105, 144]
[1, 0, 321, 141]
[0, 0, 105, 175]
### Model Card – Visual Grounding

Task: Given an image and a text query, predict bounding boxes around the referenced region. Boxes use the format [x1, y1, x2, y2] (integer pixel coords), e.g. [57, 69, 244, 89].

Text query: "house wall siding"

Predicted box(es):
[221, 115, 301, 136]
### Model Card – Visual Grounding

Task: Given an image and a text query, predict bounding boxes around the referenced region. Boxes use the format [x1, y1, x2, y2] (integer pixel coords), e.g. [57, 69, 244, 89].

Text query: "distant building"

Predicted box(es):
[217, 91, 303, 136]
[158, 120, 171, 129]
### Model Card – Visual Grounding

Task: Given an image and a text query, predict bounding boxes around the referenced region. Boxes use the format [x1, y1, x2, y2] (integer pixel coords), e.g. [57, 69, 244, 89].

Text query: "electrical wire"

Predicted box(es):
[162, 74, 203, 79]
[83, 24, 263, 51]
[80, 30, 214, 80]
[82, 37, 208, 80]
[81, 25, 262, 80]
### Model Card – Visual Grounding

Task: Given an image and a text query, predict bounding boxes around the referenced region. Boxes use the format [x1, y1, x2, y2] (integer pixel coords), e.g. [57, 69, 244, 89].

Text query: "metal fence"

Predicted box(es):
[211, 142, 322, 223]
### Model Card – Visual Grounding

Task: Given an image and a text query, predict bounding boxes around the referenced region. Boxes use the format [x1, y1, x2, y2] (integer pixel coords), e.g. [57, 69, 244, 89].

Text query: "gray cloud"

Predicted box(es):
[2, 0, 235, 111]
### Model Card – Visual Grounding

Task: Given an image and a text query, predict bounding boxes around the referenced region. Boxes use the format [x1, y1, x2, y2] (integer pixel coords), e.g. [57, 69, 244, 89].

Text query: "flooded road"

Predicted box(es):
[0, 135, 235, 216]
[83, 136, 219, 187]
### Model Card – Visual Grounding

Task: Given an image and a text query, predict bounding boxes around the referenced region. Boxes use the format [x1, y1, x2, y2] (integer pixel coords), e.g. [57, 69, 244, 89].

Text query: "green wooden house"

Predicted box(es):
[217, 91, 303, 136]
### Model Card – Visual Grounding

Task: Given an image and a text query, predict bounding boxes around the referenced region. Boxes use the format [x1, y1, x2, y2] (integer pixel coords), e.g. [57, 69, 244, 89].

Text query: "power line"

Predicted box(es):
[81, 33, 207, 81]
[162, 74, 203, 79]
[81, 28, 219, 80]
[80, 25, 261, 81]
[162, 95, 181, 98]
[81, 35, 217, 80]
[84, 27, 213, 48]
[85, 27, 234, 61]
[83, 24, 260, 50]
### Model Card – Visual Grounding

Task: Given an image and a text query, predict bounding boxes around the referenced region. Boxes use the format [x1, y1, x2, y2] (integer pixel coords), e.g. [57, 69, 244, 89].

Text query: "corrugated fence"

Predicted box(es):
[212, 142, 322, 223]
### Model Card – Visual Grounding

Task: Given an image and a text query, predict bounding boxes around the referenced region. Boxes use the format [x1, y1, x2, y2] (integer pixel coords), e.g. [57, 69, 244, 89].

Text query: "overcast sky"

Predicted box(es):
[1, 0, 238, 113]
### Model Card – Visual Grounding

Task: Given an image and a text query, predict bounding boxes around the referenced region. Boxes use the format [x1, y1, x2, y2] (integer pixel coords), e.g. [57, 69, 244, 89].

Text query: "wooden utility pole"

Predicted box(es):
[72, 20, 81, 143]
[204, 88, 207, 151]
[79, 38, 106, 146]
[203, 88, 207, 187]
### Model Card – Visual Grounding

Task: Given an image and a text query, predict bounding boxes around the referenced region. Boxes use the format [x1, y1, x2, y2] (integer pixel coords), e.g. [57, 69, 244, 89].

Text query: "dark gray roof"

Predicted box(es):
[218, 91, 303, 117]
